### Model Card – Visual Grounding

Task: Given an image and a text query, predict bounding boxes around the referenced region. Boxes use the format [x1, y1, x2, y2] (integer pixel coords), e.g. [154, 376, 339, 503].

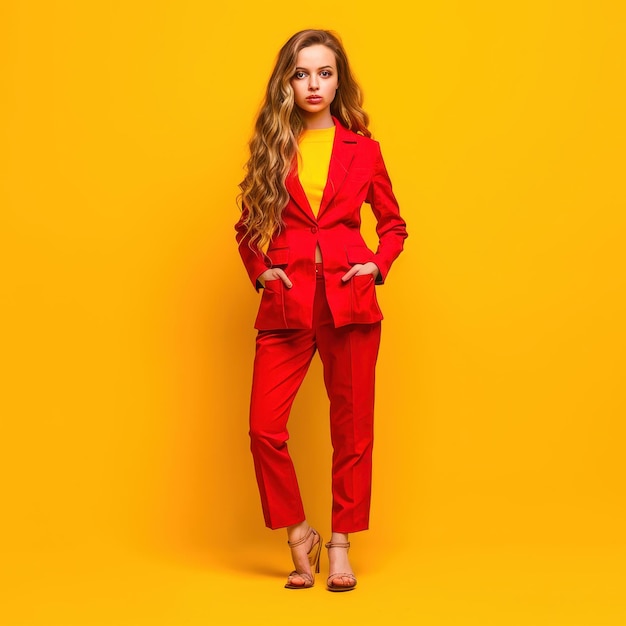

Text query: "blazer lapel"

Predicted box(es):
[285, 167, 316, 220]
[285, 117, 357, 221]
[318, 118, 357, 218]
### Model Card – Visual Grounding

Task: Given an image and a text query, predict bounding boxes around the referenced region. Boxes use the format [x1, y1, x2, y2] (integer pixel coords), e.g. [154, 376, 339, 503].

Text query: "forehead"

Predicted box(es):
[295, 44, 336, 67]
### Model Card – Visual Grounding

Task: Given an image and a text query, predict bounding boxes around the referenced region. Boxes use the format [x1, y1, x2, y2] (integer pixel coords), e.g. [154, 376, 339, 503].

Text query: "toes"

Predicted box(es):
[286, 571, 312, 588]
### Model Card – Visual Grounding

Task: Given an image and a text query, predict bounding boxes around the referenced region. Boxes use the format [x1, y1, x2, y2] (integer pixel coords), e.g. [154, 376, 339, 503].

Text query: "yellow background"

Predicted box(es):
[2, 1, 625, 624]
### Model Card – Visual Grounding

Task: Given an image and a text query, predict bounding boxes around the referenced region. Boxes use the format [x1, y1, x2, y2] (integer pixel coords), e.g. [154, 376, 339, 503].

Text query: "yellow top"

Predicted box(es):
[297, 125, 335, 217]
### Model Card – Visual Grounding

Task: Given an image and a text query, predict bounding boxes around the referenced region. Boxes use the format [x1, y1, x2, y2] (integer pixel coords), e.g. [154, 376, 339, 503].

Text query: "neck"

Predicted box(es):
[301, 111, 334, 130]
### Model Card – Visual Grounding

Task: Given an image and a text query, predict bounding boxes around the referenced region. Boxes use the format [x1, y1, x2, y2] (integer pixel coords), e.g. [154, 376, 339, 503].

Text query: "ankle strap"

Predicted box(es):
[287, 526, 315, 548]
[325, 541, 350, 549]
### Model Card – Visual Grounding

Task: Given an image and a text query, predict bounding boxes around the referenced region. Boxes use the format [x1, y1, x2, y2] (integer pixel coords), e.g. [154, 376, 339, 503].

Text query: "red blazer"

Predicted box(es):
[235, 117, 408, 330]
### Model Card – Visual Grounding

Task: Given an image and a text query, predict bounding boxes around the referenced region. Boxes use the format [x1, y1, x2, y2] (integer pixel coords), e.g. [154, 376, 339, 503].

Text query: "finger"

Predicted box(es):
[276, 269, 293, 289]
[341, 266, 360, 282]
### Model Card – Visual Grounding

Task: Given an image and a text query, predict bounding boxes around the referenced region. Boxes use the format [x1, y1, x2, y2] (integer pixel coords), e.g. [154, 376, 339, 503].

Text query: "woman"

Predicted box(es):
[235, 29, 407, 591]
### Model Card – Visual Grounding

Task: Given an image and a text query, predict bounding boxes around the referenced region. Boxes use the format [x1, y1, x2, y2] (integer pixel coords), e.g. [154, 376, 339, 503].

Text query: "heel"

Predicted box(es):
[314, 536, 322, 574]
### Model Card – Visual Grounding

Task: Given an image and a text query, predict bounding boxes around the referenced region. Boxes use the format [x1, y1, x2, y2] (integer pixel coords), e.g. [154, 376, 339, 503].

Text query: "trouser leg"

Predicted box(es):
[315, 278, 382, 533]
[249, 327, 316, 529]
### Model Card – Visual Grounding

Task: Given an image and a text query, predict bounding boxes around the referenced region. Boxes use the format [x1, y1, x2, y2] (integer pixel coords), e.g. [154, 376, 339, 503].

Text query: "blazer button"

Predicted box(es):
[311, 226, 318, 233]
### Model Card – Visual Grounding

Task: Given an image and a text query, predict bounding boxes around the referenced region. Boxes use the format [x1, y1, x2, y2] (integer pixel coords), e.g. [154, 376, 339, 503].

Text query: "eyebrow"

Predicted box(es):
[294, 65, 335, 71]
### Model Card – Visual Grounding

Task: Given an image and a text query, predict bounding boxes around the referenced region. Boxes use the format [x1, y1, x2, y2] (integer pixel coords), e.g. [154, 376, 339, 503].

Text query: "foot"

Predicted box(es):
[326, 532, 356, 590]
[285, 523, 320, 588]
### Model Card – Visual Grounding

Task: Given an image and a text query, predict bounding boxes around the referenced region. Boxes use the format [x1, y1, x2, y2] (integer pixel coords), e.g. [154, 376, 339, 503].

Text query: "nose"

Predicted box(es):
[308, 75, 319, 91]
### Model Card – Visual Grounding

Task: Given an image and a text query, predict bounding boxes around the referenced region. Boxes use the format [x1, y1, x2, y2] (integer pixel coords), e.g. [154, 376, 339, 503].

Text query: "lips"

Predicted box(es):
[306, 96, 322, 103]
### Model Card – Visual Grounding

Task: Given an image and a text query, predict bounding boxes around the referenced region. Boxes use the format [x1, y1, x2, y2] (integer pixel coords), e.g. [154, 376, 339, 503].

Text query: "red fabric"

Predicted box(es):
[249, 268, 381, 532]
[235, 117, 408, 329]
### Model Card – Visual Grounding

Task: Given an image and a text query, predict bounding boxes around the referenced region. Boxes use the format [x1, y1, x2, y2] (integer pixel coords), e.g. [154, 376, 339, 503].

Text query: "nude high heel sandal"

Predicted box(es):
[284, 527, 322, 589]
[325, 541, 357, 592]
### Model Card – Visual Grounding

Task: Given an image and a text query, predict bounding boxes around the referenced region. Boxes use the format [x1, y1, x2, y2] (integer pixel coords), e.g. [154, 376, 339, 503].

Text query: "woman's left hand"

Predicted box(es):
[341, 262, 380, 282]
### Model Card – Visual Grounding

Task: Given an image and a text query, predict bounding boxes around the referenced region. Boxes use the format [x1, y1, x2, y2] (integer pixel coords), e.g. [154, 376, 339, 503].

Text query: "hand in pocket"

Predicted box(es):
[259, 268, 293, 289]
[341, 262, 380, 282]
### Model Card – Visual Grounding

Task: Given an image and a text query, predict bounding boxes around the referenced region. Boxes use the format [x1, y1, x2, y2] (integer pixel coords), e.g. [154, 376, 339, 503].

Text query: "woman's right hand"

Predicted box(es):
[258, 268, 293, 289]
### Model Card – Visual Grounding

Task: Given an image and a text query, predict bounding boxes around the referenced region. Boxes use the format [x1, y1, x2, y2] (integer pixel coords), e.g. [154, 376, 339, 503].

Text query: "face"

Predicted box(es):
[290, 44, 339, 125]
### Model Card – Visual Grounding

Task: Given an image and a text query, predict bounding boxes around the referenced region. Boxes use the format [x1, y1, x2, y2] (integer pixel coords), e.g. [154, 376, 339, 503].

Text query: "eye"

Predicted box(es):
[320, 70, 333, 78]
[294, 71, 307, 80]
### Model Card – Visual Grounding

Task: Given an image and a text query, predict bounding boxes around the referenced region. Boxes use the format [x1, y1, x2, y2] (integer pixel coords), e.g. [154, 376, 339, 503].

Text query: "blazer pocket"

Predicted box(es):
[262, 278, 282, 291]
[350, 273, 382, 322]
[266, 247, 289, 268]
[256, 279, 288, 328]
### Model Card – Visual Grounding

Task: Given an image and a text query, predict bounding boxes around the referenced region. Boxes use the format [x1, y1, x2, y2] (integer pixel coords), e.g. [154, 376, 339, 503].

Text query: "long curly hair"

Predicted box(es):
[238, 29, 370, 251]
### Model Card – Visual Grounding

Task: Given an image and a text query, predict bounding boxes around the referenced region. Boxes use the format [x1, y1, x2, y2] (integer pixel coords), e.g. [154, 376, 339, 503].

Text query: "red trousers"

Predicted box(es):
[249, 264, 381, 533]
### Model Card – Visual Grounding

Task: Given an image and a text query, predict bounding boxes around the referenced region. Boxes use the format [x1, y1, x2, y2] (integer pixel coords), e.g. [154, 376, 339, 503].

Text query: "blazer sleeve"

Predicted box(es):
[366, 141, 408, 284]
[234, 206, 270, 292]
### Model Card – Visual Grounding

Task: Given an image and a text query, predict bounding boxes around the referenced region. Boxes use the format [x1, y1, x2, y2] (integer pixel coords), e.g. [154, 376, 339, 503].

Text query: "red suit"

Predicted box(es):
[236, 117, 407, 532]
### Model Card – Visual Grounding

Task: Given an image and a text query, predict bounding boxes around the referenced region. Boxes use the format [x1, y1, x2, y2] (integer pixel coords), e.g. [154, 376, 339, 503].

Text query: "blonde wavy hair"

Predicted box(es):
[238, 29, 370, 251]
